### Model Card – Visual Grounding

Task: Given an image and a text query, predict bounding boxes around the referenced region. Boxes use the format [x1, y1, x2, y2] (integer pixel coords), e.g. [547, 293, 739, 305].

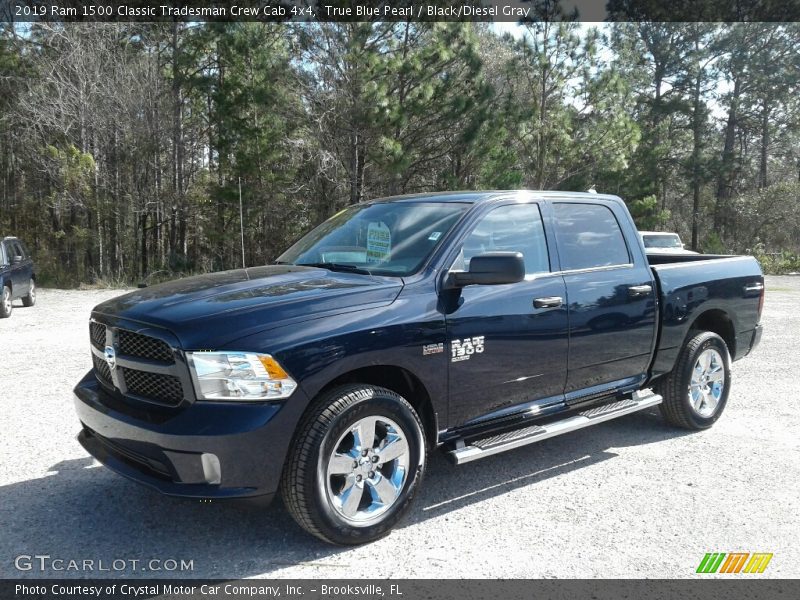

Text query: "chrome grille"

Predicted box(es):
[118, 329, 174, 363]
[91, 353, 113, 386]
[90, 322, 106, 348]
[122, 368, 184, 406]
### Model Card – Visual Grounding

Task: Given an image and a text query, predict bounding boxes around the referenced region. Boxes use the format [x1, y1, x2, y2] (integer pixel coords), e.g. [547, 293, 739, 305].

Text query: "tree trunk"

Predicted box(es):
[714, 77, 740, 234]
[758, 101, 770, 189]
[140, 212, 148, 279]
[349, 131, 361, 204]
[690, 47, 703, 252]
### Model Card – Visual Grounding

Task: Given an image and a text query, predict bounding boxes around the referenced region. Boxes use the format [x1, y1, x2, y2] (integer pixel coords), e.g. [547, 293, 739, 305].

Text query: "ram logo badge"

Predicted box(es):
[104, 345, 117, 370]
[451, 336, 485, 362]
[422, 343, 444, 356]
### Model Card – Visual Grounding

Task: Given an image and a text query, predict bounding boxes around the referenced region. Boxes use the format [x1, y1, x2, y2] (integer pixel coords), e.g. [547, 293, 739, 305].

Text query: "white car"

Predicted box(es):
[639, 231, 698, 254]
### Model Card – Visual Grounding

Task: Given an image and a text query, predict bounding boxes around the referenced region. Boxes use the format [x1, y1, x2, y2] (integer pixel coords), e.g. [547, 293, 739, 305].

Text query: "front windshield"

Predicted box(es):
[643, 234, 682, 249]
[278, 202, 468, 276]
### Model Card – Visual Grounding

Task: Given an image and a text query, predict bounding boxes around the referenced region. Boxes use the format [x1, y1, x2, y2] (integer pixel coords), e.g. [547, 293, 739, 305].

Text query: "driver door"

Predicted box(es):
[444, 202, 569, 426]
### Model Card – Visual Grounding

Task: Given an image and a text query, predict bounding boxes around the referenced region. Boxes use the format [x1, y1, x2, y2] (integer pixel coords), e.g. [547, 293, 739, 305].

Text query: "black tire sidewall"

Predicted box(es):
[311, 388, 425, 544]
[1, 286, 11, 318]
[22, 279, 35, 307]
[677, 333, 731, 428]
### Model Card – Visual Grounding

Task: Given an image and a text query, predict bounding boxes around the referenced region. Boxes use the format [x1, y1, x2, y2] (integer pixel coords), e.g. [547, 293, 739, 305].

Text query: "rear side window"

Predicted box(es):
[553, 203, 630, 270]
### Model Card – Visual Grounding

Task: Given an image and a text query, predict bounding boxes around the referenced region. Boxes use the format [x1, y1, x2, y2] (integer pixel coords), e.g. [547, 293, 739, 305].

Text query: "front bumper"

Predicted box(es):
[74, 372, 308, 499]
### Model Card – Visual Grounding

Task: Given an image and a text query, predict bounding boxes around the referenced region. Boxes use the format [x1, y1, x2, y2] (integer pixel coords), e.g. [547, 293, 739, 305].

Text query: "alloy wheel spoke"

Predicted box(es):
[377, 435, 408, 463]
[367, 474, 399, 505]
[329, 452, 355, 475]
[691, 388, 703, 410]
[340, 480, 364, 517]
[352, 417, 378, 451]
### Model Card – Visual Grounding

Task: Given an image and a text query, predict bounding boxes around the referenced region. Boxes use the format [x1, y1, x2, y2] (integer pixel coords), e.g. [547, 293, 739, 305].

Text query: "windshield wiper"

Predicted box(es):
[295, 262, 372, 275]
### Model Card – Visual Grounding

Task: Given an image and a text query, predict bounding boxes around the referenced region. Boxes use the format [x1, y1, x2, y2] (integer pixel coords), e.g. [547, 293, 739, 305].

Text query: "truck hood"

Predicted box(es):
[93, 265, 403, 348]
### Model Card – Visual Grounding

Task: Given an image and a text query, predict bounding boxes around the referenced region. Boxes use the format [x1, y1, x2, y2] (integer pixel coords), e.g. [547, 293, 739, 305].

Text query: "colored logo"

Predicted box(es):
[696, 552, 773, 574]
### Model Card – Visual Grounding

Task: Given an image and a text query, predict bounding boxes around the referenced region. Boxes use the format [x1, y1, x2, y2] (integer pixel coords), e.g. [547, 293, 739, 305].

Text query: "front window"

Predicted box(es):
[451, 203, 550, 275]
[278, 202, 468, 277]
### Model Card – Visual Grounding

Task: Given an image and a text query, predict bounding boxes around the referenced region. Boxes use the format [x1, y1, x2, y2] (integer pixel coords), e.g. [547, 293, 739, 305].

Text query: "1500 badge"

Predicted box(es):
[451, 336, 485, 362]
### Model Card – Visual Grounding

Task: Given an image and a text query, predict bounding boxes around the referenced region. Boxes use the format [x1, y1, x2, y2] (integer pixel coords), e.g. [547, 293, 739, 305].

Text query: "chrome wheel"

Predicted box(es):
[28, 280, 35, 302]
[2, 287, 10, 314]
[688, 348, 725, 418]
[325, 415, 409, 524]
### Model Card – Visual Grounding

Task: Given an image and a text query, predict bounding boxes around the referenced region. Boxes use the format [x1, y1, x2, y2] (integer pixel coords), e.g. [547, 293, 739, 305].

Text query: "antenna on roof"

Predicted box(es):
[587, 186, 598, 194]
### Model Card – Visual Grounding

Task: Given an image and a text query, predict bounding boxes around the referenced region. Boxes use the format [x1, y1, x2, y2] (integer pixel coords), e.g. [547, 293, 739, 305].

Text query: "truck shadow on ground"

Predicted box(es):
[2, 409, 689, 579]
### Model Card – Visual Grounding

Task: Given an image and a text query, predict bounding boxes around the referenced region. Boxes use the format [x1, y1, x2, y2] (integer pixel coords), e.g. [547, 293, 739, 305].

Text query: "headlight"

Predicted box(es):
[187, 351, 297, 401]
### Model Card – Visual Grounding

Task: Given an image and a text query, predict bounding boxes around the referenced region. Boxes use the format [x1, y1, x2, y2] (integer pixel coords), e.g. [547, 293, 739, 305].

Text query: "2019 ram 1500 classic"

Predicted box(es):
[74, 191, 764, 544]
[1, 236, 36, 318]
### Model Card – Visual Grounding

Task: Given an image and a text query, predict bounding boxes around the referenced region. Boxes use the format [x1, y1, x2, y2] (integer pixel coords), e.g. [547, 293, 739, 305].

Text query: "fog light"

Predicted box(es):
[201, 453, 221, 485]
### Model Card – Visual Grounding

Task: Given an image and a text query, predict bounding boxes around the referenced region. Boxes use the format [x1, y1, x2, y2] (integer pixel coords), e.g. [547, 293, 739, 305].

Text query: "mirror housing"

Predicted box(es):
[447, 252, 525, 288]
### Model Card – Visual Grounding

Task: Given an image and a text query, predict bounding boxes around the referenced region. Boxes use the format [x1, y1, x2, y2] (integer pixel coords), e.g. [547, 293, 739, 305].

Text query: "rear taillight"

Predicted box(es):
[758, 285, 765, 321]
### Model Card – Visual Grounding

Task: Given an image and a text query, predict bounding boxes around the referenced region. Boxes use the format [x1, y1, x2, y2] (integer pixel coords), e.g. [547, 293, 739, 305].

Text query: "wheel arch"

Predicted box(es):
[688, 309, 736, 357]
[317, 365, 438, 449]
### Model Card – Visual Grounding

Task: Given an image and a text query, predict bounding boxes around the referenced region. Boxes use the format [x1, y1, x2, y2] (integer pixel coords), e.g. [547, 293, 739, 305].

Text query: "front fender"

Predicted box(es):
[221, 295, 449, 426]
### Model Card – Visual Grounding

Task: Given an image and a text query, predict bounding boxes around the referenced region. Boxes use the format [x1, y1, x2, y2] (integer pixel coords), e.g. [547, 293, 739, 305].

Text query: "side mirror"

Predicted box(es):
[447, 252, 525, 288]
[11, 255, 23, 265]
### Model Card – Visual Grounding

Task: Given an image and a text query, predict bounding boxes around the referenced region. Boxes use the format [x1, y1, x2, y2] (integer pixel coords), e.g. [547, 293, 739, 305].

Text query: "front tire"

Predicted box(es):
[0, 285, 11, 318]
[656, 331, 731, 430]
[281, 384, 426, 545]
[22, 279, 35, 307]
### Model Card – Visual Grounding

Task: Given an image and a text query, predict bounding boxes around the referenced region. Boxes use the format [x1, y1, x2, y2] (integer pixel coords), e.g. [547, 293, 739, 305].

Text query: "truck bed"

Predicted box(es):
[648, 253, 764, 380]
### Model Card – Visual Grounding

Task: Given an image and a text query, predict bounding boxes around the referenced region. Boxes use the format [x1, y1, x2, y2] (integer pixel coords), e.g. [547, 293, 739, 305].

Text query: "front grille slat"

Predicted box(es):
[92, 353, 113, 386]
[90, 322, 187, 408]
[118, 329, 174, 363]
[122, 368, 184, 407]
[90, 322, 106, 348]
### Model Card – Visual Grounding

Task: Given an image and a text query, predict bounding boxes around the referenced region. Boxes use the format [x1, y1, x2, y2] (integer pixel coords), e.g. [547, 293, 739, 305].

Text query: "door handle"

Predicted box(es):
[628, 284, 652, 298]
[743, 282, 764, 294]
[533, 296, 563, 309]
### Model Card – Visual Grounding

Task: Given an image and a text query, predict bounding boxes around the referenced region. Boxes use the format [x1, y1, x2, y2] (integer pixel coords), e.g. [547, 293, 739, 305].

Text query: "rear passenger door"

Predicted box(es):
[2, 240, 23, 295]
[552, 202, 656, 401]
[10, 241, 31, 295]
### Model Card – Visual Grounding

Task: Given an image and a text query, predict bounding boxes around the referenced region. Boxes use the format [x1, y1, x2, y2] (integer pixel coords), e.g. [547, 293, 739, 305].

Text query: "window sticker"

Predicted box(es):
[366, 221, 391, 263]
[428, 231, 442, 241]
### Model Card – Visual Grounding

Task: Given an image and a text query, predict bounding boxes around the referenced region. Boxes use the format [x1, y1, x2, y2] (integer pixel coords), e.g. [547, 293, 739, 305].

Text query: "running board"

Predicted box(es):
[449, 390, 662, 465]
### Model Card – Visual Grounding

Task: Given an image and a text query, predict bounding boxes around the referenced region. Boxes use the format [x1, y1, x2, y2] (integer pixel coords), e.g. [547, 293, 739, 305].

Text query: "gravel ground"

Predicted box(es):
[1, 278, 798, 579]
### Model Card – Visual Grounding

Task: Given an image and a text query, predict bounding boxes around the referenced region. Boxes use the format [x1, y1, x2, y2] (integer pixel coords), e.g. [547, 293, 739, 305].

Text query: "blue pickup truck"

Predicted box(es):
[1, 236, 36, 318]
[73, 191, 764, 544]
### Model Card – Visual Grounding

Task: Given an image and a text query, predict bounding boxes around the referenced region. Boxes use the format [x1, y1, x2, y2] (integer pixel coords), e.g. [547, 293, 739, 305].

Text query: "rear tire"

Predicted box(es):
[22, 279, 35, 307]
[281, 384, 426, 545]
[0, 285, 11, 318]
[656, 331, 731, 430]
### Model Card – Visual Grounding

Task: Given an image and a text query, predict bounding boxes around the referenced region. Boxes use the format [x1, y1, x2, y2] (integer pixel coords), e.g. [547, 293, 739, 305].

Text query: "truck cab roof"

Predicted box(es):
[370, 190, 624, 205]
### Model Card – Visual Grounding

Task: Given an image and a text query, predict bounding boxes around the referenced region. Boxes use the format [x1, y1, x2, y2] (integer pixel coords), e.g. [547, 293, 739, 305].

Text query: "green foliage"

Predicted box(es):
[1, 22, 800, 287]
[750, 244, 800, 275]
[701, 231, 726, 254]
[629, 195, 670, 230]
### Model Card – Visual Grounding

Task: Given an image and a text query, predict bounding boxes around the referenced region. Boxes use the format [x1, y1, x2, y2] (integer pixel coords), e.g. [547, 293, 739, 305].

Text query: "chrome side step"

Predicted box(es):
[449, 389, 662, 465]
